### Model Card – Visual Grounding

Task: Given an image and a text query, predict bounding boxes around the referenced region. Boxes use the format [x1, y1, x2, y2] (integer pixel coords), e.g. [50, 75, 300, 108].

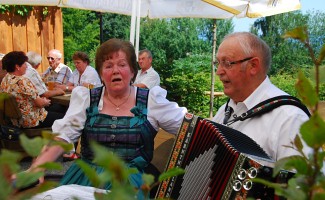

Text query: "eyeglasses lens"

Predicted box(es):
[215, 60, 230, 69]
[47, 57, 55, 61]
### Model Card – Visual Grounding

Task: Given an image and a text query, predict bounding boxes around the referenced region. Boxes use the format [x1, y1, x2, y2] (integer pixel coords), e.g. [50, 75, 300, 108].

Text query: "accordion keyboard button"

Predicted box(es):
[248, 167, 258, 178]
[243, 179, 253, 190]
[238, 169, 247, 180]
[233, 180, 242, 191]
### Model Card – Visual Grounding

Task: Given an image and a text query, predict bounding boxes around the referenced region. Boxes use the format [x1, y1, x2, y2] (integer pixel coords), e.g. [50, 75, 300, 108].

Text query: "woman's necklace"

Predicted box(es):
[106, 88, 131, 111]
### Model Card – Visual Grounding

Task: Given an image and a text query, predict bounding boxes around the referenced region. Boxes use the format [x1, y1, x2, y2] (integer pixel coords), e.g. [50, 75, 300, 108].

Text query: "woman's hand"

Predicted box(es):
[53, 87, 66, 96]
[11, 168, 44, 191]
[34, 96, 51, 108]
[43, 97, 51, 107]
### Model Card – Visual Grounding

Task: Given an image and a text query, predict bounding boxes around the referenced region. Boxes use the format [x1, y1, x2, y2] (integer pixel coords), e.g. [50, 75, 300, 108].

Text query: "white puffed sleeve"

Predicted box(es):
[147, 86, 187, 134]
[52, 86, 90, 143]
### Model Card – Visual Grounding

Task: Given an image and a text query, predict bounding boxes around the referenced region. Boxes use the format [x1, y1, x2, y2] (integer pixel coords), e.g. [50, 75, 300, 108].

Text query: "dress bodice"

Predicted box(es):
[80, 87, 157, 168]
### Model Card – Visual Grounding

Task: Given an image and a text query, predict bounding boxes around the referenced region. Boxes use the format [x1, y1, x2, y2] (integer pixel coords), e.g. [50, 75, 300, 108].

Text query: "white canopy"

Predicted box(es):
[0, 0, 235, 18]
[0, 0, 301, 52]
[203, 0, 301, 18]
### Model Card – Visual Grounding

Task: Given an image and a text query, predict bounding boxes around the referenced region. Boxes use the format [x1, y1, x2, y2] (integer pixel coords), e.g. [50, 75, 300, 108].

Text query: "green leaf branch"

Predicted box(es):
[255, 26, 325, 200]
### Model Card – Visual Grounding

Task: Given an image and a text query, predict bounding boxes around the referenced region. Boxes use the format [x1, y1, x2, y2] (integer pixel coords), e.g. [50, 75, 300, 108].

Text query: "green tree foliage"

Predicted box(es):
[62, 8, 100, 68]
[254, 26, 325, 200]
[139, 19, 232, 80]
[270, 72, 299, 96]
[270, 67, 325, 101]
[164, 53, 225, 117]
[208, 19, 234, 46]
[305, 11, 325, 55]
[139, 18, 207, 81]
[252, 11, 325, 75]
[165, 53, 211, 115]
[0, 5, 32, 16]
[101, 13, 131, 41]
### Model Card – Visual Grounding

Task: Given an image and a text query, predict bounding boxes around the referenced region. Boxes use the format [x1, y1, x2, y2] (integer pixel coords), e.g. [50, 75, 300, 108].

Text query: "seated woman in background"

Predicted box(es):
[0, 51, 64, 128]
[56, 51, 101, 92]
[27, 39, 187, 199]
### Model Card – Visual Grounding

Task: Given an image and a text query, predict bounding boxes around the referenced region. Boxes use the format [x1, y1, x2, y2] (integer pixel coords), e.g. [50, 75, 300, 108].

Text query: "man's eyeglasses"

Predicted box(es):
[47, 57, 57, 61]
[215, 57, 253, 69]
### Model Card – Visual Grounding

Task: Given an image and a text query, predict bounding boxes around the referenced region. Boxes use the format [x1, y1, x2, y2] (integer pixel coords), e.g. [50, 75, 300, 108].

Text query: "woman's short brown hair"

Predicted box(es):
[95, 38, 138, 83]
[72, 51, 90, 65]
[2, 51, 28, 73]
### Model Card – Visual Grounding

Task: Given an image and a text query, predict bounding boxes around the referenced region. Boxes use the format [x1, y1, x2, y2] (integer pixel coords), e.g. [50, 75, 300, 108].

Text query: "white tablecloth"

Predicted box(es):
[31, 184, 108, 200]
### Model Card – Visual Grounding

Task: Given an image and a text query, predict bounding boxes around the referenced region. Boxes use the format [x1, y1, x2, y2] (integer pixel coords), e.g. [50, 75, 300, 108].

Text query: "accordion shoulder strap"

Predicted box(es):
[224, 95, 310, 125]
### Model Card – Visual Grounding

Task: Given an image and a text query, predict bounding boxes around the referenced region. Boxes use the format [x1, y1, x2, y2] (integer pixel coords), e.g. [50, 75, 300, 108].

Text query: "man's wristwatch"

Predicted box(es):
[66, 86, 69, 92]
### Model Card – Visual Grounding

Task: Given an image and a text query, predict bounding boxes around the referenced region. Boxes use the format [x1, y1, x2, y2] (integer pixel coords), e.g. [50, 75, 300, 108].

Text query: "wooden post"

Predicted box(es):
[209, 19, 217, 118]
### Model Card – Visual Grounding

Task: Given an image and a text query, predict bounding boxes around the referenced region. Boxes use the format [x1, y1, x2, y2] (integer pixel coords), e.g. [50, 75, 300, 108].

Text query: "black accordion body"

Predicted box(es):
[156, 113, 293, 200]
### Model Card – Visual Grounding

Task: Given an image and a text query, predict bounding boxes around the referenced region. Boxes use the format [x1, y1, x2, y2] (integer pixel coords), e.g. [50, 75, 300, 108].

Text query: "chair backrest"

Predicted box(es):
[0, 92, 22, 125]
[152, 129, 175, 173]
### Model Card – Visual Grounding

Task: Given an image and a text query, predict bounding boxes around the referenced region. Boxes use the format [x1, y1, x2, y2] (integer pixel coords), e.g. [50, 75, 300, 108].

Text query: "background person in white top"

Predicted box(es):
[24, 51, 65, 98]
[212, 32, 311, 162]
[56, 51, 101, 92]
[133, 49, 160, 89]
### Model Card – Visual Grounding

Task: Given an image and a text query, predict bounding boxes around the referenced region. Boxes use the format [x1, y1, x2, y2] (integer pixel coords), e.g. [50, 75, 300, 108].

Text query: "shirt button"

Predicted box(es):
[111, 134, 116, 140]
[111, 124, 117, 128]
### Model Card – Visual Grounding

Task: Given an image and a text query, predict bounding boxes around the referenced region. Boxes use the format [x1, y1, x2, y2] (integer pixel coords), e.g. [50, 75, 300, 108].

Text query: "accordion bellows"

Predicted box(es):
[156, 113, 292, 200]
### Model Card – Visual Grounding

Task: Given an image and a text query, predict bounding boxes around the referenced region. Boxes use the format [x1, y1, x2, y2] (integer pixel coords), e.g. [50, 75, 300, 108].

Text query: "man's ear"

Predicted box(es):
[248, 57, 261, 75]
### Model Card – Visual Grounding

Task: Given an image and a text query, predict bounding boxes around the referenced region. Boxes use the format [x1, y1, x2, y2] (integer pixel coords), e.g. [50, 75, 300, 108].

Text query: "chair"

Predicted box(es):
[152, 129, 175, 173]
[0, 92, 49, 154]
[144, 129, 175, 198]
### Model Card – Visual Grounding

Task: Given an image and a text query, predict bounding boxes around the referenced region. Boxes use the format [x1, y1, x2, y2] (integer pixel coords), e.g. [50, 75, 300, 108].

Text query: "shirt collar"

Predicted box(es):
[228, 76, 270, 110]
[243, 76, 270, 109]
[140, 66, 153, 74]
[51, 63, 64, 73]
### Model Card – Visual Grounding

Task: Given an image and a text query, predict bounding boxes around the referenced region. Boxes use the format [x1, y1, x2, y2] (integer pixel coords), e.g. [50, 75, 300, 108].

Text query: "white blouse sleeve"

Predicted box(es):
[52, 86, 90, 143]
[147, 86, 187, 135]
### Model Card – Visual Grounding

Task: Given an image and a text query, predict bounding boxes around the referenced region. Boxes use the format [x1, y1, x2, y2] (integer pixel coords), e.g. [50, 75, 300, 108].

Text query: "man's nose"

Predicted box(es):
[216, 65, 225, 75]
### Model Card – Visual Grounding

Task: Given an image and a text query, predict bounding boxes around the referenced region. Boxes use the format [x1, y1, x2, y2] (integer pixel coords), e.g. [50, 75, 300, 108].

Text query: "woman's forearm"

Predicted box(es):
[30, 142, 65, 172]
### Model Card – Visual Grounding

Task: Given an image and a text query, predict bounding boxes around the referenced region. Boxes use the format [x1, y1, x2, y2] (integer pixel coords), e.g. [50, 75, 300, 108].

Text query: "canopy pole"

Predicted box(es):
[209, 19, 217, 118]
[135, 0, 141, 60]
[130, 0, 137, 45]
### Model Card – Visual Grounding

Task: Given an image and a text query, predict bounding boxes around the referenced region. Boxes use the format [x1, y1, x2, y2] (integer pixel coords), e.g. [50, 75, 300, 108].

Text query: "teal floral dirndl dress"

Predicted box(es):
[60, 86, 158, 197]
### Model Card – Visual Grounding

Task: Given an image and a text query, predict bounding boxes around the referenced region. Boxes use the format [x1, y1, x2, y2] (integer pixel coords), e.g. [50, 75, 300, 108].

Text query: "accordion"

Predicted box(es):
[156, 113, 293, 200]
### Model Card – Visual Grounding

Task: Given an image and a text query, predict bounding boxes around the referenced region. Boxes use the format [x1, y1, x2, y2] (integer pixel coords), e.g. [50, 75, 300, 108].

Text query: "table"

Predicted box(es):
[50, 93, 71, 107]
[204, 91, 224, 97]
[204, 91, 224, 105]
